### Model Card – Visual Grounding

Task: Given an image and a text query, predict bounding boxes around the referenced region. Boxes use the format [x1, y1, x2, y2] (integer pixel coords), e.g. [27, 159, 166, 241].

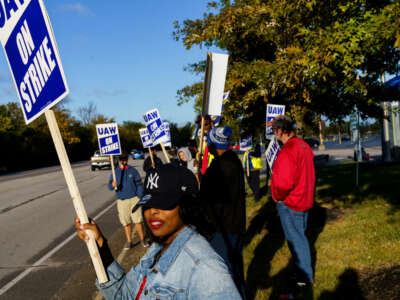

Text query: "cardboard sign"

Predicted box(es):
[96, 123, 122, 155]
[0, 0, 69, 124]
[139, 128, 153, 148]
[162, 122, 172, 147]
[265, 137, 281, 170]
[240, 136, 253, 151]
[202, 53, 229, 116]
[266, 104, 285, 139]
[143, 108, 169, 145]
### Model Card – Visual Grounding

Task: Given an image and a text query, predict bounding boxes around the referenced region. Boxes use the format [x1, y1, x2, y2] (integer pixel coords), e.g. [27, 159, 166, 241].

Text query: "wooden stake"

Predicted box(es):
[159, 142, 170, 163]
[110, 155, 117, 190]
[246, 152, 250, 177]
[45, 110, 108, 283]
[148, 147, 155, 168]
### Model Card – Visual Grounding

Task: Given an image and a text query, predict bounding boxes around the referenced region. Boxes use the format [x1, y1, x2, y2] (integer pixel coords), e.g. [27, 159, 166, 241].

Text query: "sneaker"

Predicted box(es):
[141, 240, 150, 248]
[123, 241, 132, 249]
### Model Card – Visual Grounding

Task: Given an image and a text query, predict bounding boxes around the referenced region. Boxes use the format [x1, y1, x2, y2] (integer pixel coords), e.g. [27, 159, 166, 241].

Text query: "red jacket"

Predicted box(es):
[271, 137, 315, 211]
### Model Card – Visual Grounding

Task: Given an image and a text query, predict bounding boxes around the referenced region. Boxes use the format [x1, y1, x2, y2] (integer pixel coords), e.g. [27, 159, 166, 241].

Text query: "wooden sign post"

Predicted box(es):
[148, 147, 155, 168]
[110, 155, 117, 190]
[45, 110, 108, 283]
[160, 143, 171, 163]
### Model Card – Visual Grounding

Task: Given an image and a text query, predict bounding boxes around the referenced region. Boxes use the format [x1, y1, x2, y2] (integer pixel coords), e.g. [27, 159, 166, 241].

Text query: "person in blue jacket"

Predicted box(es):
[108, 152, 148, 249]
[76, 164, 242, 299]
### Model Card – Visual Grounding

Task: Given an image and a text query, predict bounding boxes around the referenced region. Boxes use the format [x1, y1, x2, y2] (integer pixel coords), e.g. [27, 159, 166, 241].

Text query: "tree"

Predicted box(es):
[77, 101, 98, 126]
[174, 0, 400, 135]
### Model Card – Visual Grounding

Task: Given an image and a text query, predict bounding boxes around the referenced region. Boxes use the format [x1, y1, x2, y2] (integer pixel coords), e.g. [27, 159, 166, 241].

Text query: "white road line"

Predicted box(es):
[0, 201, 116, 296]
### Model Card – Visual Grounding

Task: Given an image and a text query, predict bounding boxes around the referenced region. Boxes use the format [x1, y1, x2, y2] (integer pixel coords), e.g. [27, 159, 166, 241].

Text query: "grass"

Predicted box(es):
[243, 162, 400, 299]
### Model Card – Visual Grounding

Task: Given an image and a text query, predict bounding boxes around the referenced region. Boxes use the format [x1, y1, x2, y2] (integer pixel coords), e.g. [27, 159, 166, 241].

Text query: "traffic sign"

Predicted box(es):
[0, 0, 69, 124]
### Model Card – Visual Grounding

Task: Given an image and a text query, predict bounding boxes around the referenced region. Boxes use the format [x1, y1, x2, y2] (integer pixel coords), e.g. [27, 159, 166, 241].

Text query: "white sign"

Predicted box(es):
[240, 136, 252, 151]
[143, 108, 169, 145]
[139, 128, 153, 148]
[96, 123, 122, 155]
[203, 53, 229, 116]
[266, 104, 285, 139]
[265, 137, 280, 170]
[162, 122, 172, 147]
[0, 0, 69, 124]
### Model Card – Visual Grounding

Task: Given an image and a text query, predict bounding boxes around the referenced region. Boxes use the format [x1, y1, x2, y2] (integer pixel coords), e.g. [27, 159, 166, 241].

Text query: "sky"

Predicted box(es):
[0, 0, 219, 126]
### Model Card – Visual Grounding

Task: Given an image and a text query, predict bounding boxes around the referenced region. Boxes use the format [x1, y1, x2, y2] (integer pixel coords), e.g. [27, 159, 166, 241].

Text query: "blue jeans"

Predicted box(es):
[277, 202, 313, 282]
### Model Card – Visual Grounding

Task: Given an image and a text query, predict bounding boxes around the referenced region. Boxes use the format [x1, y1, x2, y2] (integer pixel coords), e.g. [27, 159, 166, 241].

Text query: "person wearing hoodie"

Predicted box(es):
[178, 147, 200, 185]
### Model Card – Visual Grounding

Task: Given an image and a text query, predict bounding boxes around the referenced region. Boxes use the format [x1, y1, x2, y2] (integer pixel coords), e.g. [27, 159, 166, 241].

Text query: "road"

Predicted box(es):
[0, 157, 146, 299]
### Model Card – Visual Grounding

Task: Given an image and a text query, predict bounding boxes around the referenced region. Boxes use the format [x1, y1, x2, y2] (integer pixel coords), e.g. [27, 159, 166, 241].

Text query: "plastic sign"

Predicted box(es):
[139, 128, 153, 148]
[265, 137, 280, 170]
[266, 104, 285, 139]
[96, 123, 122, 155]
[0, 0, 69, 124]
[142, 108, 169, 145]
[202, 53, 229, 116]
[162, 122, 172, 147]
[240, 136, 253, 151]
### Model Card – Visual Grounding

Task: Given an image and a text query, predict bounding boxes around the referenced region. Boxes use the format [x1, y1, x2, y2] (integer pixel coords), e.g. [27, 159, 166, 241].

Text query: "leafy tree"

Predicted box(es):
[174, 0, 400, 136]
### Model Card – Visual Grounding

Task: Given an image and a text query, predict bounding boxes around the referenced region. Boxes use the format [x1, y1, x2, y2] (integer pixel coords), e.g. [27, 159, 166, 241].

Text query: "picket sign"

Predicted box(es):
[197, 52, 229, 166]
[45, 110, 108, 283]
[0, 0, 107, 283]
[265, 137, 281, 171]
[142, 109, 170, 163]
[96, 123, 121, 191]
[266, 104, 285, 139]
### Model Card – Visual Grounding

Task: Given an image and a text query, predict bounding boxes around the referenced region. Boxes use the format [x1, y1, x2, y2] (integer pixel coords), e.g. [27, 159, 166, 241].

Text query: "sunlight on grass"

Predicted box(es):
[244, 163, 400, 299]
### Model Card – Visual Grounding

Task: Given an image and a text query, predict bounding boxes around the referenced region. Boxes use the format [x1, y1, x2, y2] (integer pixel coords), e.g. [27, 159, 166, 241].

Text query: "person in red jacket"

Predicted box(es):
[271, 115, 315, 293]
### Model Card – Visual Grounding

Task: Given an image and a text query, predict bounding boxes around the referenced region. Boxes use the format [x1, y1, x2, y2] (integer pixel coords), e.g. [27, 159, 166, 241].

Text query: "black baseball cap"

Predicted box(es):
[132, 164, 198, 212]
[119, 152, 129, 161]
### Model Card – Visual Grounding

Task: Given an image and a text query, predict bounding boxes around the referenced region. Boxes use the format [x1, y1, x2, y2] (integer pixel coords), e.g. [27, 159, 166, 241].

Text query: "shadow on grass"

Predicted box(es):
[318, 268, 365, 300]
[244, 201, 327, 299]
[316, 163, 400, 211]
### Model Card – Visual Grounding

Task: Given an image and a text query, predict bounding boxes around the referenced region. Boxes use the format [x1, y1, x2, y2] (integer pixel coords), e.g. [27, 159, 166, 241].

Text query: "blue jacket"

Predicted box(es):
[96, 226, 242, 299]
[108, 166, 143, 199]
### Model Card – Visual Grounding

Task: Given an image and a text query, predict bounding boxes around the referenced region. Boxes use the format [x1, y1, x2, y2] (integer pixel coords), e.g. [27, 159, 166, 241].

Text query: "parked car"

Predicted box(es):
[132, 150, 144, 159]
[90, 151, 117, 171]
[304, 138, 320, 148]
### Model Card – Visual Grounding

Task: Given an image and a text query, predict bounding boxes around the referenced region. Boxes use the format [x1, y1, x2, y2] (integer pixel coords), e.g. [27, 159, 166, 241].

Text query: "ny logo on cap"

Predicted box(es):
[147, 172, 159, 189]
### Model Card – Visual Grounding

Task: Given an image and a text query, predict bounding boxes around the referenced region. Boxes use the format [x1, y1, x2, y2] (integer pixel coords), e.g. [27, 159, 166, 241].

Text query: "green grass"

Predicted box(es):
[243, 163, 400, 299]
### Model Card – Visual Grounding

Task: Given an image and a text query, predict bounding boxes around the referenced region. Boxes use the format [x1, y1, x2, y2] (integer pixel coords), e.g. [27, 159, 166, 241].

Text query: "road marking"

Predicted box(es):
[0, 200, 116, 296]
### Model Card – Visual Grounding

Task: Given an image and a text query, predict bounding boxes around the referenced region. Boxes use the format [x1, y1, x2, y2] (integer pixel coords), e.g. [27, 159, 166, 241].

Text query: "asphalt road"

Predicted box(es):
[0, 157, 146, 299]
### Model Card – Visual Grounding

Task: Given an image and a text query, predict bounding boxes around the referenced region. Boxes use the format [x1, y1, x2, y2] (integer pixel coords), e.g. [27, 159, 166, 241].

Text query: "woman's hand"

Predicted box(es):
[75, 217, 104, 247]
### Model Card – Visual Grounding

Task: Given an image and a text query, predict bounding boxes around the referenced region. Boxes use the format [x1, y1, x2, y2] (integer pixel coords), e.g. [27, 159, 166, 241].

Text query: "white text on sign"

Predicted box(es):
[17, 20, 56, 113]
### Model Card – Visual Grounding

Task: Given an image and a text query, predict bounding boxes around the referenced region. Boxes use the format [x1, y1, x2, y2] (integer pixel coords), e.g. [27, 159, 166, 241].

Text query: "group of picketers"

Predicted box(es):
[75, 114, 316, 299]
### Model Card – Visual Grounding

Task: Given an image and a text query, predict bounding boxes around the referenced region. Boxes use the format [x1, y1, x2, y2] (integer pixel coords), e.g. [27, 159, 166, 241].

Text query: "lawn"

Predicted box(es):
[243, 162, 400, 299]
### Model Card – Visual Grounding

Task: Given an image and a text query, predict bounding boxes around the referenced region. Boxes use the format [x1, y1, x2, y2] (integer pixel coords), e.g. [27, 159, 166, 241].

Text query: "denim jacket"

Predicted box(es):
[96, 226, 242, 299]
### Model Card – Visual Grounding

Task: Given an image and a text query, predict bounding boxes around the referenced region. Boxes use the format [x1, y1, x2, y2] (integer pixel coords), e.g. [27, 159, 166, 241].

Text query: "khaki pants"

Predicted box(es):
[117, 196, 142, 226]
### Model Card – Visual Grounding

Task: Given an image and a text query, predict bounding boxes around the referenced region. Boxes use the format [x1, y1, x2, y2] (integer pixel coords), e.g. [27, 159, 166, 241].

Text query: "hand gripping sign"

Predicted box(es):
[266, 104, 285, 139]
[0, 0, 107, 284]
[143, 109, 170, 163]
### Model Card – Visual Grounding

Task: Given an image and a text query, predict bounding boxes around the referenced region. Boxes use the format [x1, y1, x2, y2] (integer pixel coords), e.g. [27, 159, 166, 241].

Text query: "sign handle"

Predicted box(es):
[110, 155, 117, 190]
[148, 147, 155, 168]
[159, 143, 171, 163]
[45, 110, 108, 283]
[246, 152, 250, 177]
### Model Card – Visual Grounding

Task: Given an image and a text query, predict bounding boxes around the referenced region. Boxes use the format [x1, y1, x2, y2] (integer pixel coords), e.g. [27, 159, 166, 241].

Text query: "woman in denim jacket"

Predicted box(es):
[76, 164, 242, 300]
